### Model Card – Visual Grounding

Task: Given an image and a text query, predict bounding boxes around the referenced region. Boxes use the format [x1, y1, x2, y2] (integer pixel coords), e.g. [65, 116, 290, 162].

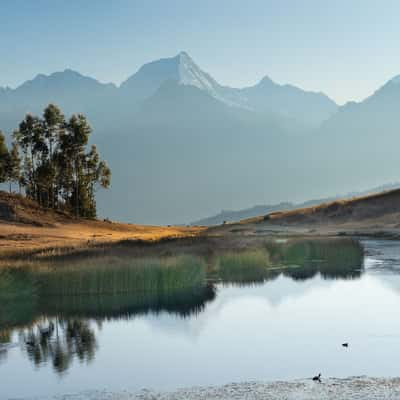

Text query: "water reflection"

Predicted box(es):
[42, 285, 216, 320]
[20, 319, 97, 374]
[217, 238, 363, 284]
[0, 237, 364, 374]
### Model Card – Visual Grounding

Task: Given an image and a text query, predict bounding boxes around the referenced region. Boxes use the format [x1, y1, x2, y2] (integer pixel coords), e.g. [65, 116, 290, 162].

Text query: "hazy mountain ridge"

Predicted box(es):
[1, 52, 400, 224]
[239, 76, 338, 130]
[0, 52, 337, 131]
[193, 183, 400, 227]
[120, 51, 338, 128]
[191, 183, 400, 226]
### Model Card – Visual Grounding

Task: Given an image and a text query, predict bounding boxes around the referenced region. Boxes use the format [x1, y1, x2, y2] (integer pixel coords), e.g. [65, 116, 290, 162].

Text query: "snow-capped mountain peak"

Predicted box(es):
[120, 51, 337, 118]
[176, 51, 218, 91]
[121, 51, 245, 107]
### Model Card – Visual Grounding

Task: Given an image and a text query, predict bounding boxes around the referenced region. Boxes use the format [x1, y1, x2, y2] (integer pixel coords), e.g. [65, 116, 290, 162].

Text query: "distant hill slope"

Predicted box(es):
[191, 203, 293, 226]
[192, 183, 400, 226]
[266, 188, 400, 225]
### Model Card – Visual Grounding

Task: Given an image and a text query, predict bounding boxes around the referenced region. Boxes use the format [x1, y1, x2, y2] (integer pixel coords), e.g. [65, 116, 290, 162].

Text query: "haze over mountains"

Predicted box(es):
[0, 52, 399, 224]
[191, 183, 400, 226]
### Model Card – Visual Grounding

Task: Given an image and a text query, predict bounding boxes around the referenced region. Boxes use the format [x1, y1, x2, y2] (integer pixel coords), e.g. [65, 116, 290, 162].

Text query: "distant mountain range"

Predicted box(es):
[1, 52, 399, 224]
[0, 52, 337, 134]
[190, 183, 400, 226]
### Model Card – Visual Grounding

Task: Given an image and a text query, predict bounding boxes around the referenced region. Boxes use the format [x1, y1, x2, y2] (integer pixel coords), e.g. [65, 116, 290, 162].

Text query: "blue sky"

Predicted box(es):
[1, 0, 399, 104]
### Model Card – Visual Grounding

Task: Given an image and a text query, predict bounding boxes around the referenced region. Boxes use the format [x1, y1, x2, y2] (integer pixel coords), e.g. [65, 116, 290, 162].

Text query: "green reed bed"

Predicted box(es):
[0, 238, 365, 331]
[265, 238, 363, 279]
[0, 268, 37, 301]
[215, 249, 277, 285]
[38, 255, 207, 296]
[0, 268, 39, 329]
[266, 238, 363, 268]
[0, 255, 209, 328]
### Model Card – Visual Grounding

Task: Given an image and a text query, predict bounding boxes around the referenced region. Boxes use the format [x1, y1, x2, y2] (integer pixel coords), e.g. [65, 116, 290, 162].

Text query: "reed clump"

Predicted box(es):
[38, 255, 207, 296]
[266, 238, 363, 268]
[215, 249, 274, 284]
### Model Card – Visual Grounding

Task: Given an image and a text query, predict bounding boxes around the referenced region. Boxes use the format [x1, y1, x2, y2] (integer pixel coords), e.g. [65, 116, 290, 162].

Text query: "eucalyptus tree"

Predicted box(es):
[13, 114, 44, 201]
[82, 145, 111, 217]
[0, 131, 9, 184]
[6, 141, 21, 192]
[43, 104, 65, 207]
[10, 105, 111, 217]
[60, 114, 91, 216]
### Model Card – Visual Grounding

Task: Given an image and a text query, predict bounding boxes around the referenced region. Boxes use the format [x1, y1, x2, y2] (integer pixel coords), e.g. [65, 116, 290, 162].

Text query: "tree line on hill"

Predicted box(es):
[0, 104, 111, 218]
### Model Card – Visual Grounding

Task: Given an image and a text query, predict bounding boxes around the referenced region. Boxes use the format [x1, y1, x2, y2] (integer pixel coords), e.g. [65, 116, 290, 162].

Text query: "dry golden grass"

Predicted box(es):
[3, 187, 400, 261]
[0, 191, 206, 258]
[0, 219, 204, 258]
[266, 188, 400, 223]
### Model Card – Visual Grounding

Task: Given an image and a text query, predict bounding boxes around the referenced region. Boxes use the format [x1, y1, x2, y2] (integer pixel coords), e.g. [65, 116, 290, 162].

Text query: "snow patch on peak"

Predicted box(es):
[179, 57, 216, 91]
[174, 51, 246, 108]
[178, 53, 218, 92]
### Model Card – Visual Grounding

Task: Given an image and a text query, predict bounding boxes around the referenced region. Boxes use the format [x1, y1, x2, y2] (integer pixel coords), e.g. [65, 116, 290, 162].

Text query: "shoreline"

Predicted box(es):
[3, 187, 400, 259]
[23, 377, 400, 399]
[2, 217, 400, 262]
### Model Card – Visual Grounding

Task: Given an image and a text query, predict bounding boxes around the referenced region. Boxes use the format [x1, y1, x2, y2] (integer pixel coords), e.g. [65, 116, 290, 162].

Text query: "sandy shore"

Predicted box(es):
[25, 377, 400, 399]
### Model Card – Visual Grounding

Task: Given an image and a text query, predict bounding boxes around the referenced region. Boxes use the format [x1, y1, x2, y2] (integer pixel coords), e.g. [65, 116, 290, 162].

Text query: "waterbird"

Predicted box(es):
[342, 343, 349, 347]
[312, 373, 321, 382]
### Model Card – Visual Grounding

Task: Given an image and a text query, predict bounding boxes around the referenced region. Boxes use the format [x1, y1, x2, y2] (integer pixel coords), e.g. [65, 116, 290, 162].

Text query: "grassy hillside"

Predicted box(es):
[0, 191, 203, 257]
[266, 188, 400, 225]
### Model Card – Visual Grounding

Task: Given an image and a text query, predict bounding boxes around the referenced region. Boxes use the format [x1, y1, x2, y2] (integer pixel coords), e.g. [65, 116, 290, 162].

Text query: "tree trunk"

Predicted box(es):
[75, 161, 79, 218]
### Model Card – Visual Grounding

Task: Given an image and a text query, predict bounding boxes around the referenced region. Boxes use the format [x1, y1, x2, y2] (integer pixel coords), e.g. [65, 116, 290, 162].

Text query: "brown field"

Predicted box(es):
[0, 191, 204, 258]
[0, 219, 205, 258]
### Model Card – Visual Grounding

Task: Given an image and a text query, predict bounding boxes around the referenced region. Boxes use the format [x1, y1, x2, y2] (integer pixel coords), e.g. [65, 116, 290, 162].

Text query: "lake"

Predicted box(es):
[1, 237, 400, 399]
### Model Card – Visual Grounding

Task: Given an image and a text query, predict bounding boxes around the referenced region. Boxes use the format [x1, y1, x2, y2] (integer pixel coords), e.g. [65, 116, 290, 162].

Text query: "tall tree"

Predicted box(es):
[0, 131, 9, 184]
[81, 145, 111, 217]
[5, 141, 21, 192]
[61, 114, 91, 217]
[13, 114, 45, 201]
[43, 104, 65, 207]
[10, 105, 111, 217]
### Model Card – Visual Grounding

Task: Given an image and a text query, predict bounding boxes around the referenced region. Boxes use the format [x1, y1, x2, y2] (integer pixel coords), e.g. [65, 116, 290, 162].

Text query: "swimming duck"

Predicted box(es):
[312, 373, 321, 382]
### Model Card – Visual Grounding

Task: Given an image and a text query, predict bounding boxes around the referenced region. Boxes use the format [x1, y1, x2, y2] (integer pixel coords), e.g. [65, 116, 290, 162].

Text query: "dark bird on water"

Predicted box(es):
[312, 373, 321, 382]
[342, 343, 349, 347]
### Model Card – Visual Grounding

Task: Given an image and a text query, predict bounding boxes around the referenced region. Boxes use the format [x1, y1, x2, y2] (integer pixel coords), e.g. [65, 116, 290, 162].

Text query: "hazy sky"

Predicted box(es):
[1, 0, 399, 104]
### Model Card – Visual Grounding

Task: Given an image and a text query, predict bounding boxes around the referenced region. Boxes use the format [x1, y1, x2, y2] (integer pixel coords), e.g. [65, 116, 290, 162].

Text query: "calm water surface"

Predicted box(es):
[1, 238, 400, 399]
